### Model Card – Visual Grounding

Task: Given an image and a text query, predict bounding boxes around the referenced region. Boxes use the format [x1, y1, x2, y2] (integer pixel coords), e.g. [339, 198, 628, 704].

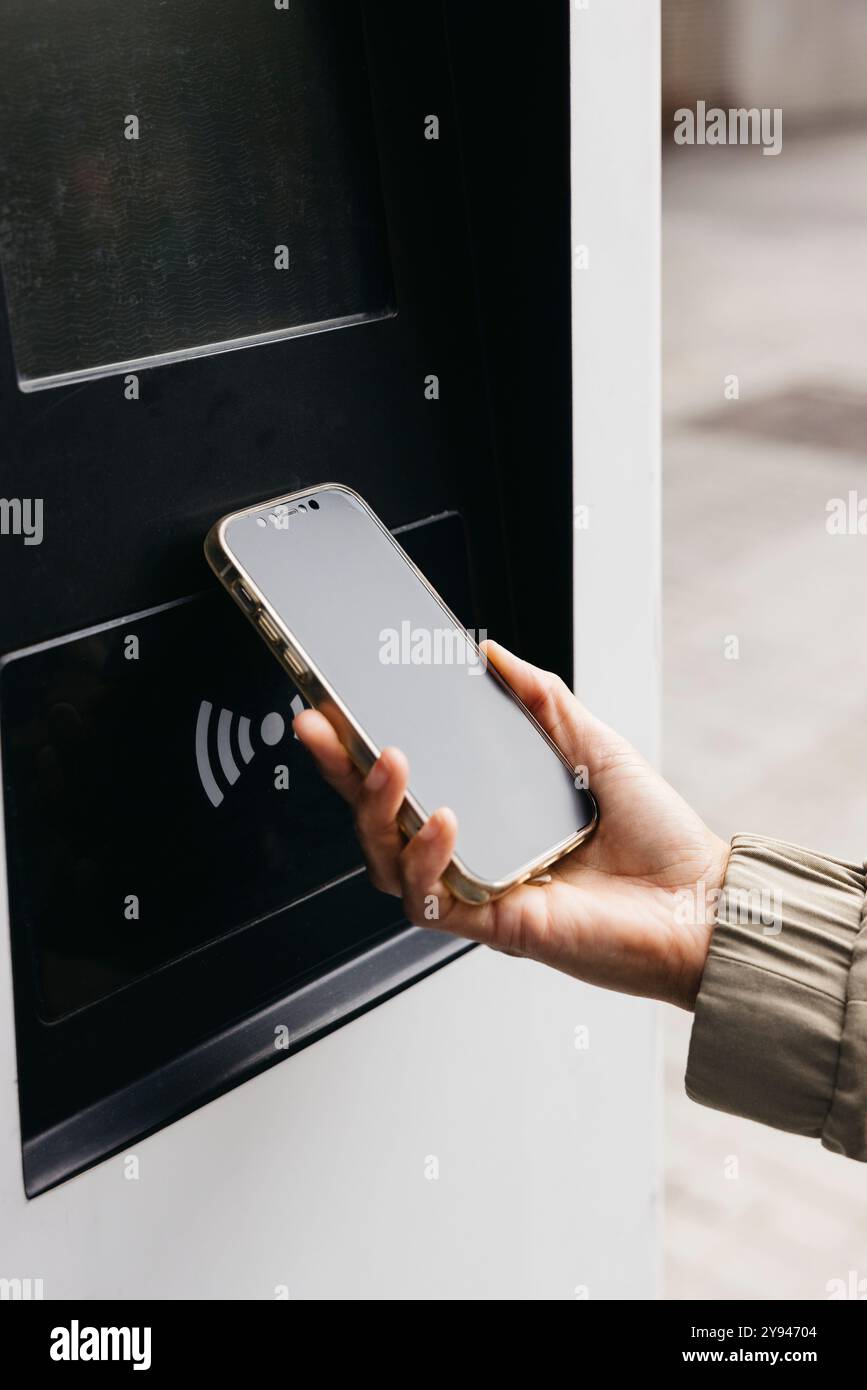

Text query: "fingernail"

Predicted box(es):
[367, 758, 387, 791]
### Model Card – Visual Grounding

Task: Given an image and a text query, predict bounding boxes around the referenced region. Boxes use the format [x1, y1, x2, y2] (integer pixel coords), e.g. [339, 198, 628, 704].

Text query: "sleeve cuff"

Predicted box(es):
[685, 834, 867, 1154]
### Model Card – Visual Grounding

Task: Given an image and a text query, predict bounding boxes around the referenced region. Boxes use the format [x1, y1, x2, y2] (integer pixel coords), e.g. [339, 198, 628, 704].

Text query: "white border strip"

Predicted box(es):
[570, 0, 661, 764]
[570, 0, 663, 1301]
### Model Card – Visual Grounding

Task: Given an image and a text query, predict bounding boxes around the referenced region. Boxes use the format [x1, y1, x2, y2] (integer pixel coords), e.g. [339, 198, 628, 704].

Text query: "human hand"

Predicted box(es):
[294, 641, 729, 1009]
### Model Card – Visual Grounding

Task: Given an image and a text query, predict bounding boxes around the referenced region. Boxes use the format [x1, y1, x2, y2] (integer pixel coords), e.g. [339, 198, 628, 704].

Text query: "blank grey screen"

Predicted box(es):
[0, 0, 393, 388]
[226, 489, 595, 887]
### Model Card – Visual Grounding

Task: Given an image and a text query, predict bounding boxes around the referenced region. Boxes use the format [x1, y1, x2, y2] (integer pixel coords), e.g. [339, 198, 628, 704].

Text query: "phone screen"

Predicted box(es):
[224, 487, 595, 886]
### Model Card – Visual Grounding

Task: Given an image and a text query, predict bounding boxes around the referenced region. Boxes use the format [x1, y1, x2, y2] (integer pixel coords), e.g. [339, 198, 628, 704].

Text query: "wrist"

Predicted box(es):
[672, 833, 731, 1012]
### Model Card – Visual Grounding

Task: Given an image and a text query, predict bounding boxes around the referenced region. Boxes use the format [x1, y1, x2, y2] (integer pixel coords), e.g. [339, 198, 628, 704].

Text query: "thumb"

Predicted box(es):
[481, 639, 601, 776]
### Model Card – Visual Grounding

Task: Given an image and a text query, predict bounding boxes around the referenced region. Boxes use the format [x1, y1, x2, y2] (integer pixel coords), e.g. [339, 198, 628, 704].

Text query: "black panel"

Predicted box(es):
[2, 513, 472, 1023]
[0, 1, 574, 1194]
[3, 595, 362, 1021]
[0, 0, 393, 387]
[0, 2, 512, 657]
[444, 1, 574, 679]
[2, 515, 473, 1192]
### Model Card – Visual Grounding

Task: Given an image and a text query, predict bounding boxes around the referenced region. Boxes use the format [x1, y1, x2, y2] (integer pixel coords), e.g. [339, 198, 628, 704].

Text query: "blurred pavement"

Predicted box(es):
[663, 129, 867, 1300]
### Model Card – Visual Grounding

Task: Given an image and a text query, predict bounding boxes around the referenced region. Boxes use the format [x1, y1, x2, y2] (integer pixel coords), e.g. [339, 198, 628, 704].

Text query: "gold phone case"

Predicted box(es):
[204, 483, 597, 904]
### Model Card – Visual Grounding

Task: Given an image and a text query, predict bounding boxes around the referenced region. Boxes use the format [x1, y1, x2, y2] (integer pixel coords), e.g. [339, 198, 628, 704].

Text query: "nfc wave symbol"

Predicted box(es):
[196, 694, 305, 807]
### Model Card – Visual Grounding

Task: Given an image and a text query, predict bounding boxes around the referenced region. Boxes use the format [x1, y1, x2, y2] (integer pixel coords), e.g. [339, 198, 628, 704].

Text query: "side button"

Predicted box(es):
[233, 580, 256, 613]
[282, 645, 306, 680]
[256, 611, 281, 645]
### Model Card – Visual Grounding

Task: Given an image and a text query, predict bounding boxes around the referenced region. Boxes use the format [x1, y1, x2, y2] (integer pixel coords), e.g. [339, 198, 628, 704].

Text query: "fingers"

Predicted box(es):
[293, 709, 363, 805]
[481, 639, 610, 775]
[354, 746, 410, 895]
[397, 807, 458, 922]
[294, 658, 597, 958]
[295, 711, 413, 895]
[397, 808, 516, 953]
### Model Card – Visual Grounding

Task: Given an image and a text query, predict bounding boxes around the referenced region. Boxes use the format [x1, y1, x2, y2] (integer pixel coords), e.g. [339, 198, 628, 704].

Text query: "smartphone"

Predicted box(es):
[205, 484, 597, 903]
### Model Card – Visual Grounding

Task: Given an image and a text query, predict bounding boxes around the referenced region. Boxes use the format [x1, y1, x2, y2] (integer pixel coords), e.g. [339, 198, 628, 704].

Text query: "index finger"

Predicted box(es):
[293, 708, 364, 806]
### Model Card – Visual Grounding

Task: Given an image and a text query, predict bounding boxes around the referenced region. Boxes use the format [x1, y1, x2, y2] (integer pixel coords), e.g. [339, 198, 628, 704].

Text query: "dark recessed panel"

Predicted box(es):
[2, 594, 362, 1021]
[1, 514, 474, 1193]
[0, 0, 393, 388]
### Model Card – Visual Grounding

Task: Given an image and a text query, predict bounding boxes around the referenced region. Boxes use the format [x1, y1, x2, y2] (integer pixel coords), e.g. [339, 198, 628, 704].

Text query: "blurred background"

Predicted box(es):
[661, 0, 867, 1299]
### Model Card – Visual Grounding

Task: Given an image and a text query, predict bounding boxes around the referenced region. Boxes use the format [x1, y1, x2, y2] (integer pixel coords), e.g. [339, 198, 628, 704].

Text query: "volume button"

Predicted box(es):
[256, 611, 281, 644]
[283, 646, 306, 680]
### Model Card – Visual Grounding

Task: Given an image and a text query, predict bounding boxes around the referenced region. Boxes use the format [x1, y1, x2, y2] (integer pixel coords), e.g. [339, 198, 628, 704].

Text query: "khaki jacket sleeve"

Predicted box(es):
[685, 833, 867, 1160]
